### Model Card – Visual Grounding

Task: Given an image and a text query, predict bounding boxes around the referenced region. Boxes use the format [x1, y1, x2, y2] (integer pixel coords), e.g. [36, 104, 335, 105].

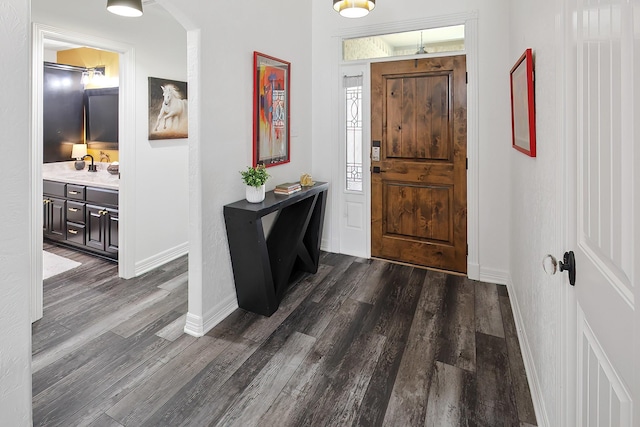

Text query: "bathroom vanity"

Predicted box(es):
[43, 161, 119, 260]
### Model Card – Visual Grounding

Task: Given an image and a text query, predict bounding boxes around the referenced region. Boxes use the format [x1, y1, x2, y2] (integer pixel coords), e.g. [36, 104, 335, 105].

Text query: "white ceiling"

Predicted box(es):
[44, 0, 157, 51]
[44, 18, 464, 53]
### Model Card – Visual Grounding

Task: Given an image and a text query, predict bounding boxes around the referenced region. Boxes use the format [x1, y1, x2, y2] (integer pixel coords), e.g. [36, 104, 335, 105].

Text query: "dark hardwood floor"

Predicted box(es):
[34, 243, 537, 427]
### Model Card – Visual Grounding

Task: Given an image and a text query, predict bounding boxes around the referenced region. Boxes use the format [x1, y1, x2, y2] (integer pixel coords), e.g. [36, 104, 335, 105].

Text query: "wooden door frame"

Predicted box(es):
[330, 11, 480, 279]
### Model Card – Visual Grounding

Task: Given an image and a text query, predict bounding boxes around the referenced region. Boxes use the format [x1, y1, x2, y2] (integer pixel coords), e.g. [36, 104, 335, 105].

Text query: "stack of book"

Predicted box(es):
[274, 182, 302, 195]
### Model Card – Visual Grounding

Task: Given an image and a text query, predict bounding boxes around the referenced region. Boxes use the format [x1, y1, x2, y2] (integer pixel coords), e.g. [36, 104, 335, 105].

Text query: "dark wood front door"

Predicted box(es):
[371, 55, 467, 273]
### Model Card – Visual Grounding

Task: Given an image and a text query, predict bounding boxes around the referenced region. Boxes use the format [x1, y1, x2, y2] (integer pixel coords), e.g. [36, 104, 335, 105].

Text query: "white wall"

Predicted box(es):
[311, 0, 512, 278]
[508, 1, 563, 425]
[32, 0, 189, 271]
[0, 0, 33, 423]
[162, 0, 314, 334]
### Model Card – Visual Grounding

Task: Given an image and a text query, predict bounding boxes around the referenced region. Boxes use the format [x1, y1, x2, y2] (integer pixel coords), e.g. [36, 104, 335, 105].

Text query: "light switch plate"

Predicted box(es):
[372, 146, 380, 161]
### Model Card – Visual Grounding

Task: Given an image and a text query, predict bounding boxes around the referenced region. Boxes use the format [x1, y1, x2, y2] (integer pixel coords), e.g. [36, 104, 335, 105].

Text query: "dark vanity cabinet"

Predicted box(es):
[43, 197, 67, 240]
[43, 180, 67, 241]
[86, 206, 118, 255]
[44, 180, 118, 260]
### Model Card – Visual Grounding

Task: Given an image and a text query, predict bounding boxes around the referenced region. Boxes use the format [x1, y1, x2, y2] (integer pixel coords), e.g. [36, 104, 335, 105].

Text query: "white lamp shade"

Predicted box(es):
[333, 0, 375, 18]
[71, 144, 87, 160]
[107, 0, 143, 17]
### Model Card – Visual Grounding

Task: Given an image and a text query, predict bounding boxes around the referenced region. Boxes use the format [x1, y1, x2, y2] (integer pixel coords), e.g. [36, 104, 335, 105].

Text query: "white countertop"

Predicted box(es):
[42, 161, 119, 190]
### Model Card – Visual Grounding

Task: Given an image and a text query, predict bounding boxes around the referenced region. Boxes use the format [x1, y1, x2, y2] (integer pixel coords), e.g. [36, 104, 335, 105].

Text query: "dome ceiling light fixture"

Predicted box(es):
[106, 0, 143, 17]
[333, 0, 375, 18]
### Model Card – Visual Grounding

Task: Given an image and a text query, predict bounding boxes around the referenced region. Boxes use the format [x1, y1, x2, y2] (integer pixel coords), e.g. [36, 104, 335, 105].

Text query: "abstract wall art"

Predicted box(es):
[253, 52, 290, 167]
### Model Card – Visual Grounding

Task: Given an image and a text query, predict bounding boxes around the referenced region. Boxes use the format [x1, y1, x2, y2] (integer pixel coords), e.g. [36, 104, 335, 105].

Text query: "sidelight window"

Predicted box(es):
[344, 75, 363, 192]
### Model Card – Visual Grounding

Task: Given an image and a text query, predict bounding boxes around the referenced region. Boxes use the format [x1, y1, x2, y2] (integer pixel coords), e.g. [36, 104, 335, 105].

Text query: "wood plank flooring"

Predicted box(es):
[34, 243, 537, 426]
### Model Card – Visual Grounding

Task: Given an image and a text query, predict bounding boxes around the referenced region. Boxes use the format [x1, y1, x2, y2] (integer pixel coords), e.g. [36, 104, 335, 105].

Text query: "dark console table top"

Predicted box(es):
[224, 181, 329, 217]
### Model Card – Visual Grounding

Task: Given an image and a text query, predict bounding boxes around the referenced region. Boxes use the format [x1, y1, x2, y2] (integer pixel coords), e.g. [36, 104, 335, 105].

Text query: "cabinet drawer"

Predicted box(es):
[66, 222, 85, 245]
[67, 184, 86, 200]
[67, 201, 85, 224]
[86, 187, 118, 207]
[44, 180, 66, 197]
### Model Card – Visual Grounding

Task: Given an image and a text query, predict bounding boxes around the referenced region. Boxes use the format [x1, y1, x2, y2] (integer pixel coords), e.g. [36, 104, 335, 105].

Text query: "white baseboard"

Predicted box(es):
[184, 312, 205, 337]
[134, 242, 189, 276]
[506, 274, 551, 427]
[321, 237, 332, 253]
[183, 294, 238, 337]
[467, 262, 480, 281]
[479, 266, 509, 285]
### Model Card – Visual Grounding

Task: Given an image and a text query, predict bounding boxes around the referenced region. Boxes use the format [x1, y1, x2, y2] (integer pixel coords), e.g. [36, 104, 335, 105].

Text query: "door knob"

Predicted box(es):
[542, 251, 576, 286]
[559, 251, 576, 286]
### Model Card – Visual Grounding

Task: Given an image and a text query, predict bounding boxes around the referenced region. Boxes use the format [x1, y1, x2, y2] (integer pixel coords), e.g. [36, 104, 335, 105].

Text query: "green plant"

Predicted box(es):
[240, 164, 270, 187]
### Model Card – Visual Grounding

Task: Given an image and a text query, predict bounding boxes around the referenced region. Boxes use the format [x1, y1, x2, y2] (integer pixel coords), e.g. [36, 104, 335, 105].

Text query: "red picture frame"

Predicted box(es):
[510, 48, 536, 157]
[253, 51, 291, 167]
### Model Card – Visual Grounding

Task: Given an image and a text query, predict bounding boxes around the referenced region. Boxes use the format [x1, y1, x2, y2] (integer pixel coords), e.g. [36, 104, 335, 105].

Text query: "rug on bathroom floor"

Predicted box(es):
[43, 251, 81, 280]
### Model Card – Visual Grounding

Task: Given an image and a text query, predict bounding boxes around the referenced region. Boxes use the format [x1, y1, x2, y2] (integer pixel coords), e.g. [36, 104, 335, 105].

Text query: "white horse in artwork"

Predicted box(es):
[154, 84, 188, 132]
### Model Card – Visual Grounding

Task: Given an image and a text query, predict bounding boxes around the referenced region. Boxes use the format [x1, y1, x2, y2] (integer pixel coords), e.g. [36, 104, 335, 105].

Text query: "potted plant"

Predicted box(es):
[240, 164, 270, 203]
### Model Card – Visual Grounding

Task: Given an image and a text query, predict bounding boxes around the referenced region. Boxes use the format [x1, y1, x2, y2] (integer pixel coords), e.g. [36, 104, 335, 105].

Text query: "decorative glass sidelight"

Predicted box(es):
[344, 75, 363, 192]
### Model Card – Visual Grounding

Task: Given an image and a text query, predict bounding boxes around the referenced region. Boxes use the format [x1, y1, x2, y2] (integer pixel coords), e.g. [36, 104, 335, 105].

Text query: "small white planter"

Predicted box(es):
[245, 184, 266, 203]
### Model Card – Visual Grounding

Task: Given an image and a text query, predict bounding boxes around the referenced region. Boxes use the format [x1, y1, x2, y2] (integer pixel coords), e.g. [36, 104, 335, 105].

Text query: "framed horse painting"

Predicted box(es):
[148, 77, 188, 140]
[253, 52, 290, 167]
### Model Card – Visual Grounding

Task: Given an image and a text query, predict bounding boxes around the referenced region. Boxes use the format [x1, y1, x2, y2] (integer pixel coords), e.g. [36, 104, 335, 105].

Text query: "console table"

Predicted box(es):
[223, 182, 329, 316]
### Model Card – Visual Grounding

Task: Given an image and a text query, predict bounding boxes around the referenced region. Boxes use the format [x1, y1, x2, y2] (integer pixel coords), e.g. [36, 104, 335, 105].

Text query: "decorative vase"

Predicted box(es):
[245, 184, 265, 203]
[107, 162, 119, 175]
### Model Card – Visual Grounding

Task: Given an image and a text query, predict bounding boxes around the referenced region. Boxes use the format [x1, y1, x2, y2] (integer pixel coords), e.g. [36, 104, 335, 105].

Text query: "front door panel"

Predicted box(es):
[371, 56, 467, 273]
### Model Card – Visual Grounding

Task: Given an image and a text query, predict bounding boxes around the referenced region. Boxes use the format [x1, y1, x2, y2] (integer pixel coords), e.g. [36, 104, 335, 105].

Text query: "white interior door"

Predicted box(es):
[564, 0, 639, 424]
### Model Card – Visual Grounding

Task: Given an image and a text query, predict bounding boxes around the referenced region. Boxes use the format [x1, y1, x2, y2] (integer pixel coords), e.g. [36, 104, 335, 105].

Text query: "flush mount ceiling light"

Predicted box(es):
[333, 0, 375, 18]
[107, 0, 143, 17]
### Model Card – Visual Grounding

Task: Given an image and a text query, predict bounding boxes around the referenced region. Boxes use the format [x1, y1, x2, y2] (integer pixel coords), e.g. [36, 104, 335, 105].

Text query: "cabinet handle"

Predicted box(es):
[43, 199, 50, 204]
[68, 191, 79, 195]
[100, 210, 109, 216]
[68, 229, 78, 235]
[68, 207, 79, 212]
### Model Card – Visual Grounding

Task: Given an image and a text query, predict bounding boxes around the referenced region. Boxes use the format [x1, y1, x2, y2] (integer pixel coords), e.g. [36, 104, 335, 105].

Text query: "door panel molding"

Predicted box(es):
[579, 239, 634, 308]
[577, 306, 632, 427]
[574, 0, 635, 307]
[383, 182, 453, 243]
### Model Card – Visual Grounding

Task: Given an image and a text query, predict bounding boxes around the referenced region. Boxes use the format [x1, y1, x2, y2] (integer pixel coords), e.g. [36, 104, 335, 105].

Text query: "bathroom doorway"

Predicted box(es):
[32, 25, 136, 321]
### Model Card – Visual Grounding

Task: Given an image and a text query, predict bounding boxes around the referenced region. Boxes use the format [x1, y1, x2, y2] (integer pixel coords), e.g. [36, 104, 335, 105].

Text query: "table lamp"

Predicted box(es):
[71, 144, 87, 170]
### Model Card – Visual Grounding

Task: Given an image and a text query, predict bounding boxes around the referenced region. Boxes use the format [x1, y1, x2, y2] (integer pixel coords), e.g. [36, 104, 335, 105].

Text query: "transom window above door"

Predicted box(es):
[342, 25, 465, 61]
